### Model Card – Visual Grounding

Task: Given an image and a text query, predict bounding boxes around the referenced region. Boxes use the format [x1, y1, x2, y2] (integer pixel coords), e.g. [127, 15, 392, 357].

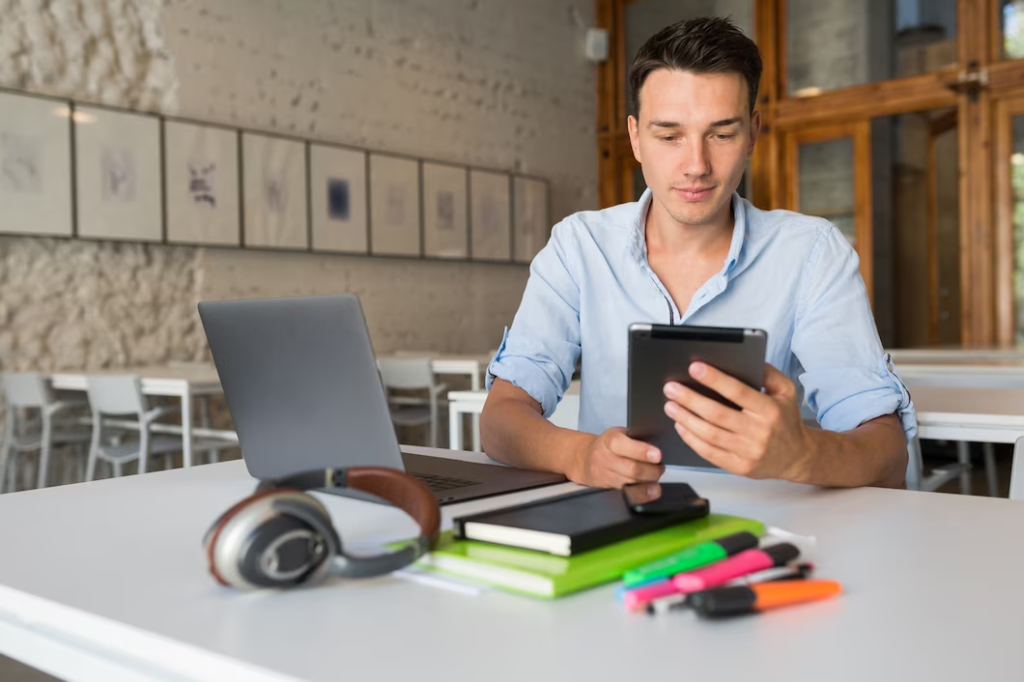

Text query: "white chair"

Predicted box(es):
[0, 372, 92, 492]
[1009, 436, 1024, 500]
[377, 358, 446, 448]
[85, 375, 189, 480]
[84, 375, 236, 479]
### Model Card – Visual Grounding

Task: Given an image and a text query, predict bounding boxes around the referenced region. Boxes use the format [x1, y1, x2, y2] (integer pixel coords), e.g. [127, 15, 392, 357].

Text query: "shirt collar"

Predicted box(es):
[629, 189, 748, 277]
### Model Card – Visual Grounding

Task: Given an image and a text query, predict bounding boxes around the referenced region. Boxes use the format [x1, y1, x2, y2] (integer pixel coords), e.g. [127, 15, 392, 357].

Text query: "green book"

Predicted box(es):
[417, 513, 765, 599]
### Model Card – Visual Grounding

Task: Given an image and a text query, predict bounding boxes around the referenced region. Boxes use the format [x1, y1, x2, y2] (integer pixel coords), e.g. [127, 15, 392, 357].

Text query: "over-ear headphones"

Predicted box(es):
[203, 466, 440, 589]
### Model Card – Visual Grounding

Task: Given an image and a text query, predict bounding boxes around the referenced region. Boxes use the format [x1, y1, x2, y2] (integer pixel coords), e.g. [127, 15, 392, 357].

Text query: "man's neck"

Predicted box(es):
[645, 196, 735, 261]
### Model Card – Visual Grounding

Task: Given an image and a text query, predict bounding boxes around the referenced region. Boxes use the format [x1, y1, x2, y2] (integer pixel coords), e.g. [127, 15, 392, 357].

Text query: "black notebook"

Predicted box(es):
[453, 488, 709, 556]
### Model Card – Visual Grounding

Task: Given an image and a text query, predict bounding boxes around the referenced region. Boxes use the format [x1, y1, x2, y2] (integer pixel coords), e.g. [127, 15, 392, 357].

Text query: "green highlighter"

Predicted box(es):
[622, 531, 761, 587]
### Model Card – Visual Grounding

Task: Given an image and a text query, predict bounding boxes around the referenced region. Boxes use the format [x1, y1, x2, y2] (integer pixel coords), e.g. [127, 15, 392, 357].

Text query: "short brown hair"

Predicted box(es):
[629, 17, 762, 116]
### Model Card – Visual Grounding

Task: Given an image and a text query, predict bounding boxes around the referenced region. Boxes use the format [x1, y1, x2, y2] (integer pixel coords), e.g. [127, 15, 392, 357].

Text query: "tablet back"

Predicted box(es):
[627, 324, 767, 468]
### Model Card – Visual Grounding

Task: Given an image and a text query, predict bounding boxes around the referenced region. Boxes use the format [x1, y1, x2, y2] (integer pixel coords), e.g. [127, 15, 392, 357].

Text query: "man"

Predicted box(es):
[481, 17, 915, 489]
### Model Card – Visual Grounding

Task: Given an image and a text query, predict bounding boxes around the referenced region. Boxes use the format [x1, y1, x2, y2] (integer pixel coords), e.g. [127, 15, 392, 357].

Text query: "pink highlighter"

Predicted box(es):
[623, 579, 680, 611]
[672, 543, 800, 593]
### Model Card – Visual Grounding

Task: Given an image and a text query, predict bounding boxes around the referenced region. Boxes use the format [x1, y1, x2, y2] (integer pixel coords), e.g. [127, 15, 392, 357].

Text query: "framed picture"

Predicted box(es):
[369, 153, 421, 257]
[422, 162, 468, 259]
[310, 143, 367, 253]
[74, 105, 162, 242]
[513, 176, 550, 263]
[242, 132, 308, 250]
[0, 92, 73, 237]
[469, 169, 511, 261]
[368, 152, 419, 256]
[164, 120, 240, 246]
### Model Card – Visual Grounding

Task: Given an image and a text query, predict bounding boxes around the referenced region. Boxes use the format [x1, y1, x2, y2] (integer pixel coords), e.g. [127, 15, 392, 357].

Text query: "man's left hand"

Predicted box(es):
[662, 362, 813, 481]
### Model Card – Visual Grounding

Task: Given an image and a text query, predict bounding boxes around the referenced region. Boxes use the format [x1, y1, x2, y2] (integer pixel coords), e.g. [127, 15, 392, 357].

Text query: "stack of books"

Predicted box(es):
[415, 488, 764, 599]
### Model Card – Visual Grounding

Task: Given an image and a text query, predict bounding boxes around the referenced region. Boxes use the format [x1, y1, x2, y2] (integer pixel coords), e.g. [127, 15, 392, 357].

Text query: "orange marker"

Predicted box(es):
[687, 579, 842, 618]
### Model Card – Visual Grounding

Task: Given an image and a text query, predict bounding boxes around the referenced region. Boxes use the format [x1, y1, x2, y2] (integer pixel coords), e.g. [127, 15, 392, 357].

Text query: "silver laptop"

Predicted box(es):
[197, 294, 566, 504]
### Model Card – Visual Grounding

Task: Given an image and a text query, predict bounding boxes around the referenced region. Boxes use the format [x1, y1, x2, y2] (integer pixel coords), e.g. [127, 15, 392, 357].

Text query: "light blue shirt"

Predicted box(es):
[487, 190, 917, 441]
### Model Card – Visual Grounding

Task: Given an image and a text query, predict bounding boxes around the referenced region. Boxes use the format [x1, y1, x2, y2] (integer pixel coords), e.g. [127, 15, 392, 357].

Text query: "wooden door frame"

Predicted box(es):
[993, 92, 1024, 344]
[927, 111, 960, 344]
[782, 121, 873, 301]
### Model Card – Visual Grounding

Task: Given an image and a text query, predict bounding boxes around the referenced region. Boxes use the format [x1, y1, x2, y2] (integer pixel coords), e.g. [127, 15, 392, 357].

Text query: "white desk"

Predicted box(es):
[385, 353, 493, 450]
[910, 385, 1024, 495]
[896, 360, 1024, 388]
[48, 365, 234, 469]
[888, 347, 1024, 363]
[448, 381, 581, 452]
[1, 446, 1023, 682]
[385, 352, 493, 391]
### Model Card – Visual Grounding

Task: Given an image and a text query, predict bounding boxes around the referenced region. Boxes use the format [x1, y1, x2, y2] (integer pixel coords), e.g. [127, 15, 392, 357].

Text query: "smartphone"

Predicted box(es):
[622, 482, 710, 516]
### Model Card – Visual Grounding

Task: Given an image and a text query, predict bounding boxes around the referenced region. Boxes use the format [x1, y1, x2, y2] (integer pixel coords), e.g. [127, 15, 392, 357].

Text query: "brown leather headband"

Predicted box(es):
[346, 466, 441, 549]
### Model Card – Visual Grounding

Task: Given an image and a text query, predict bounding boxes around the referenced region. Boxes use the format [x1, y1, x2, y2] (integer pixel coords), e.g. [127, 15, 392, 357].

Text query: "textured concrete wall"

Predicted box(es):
[0, 0, 596, 364]
[0, 0, 201, 379]
[0, 0, 598, 486]
[162, 0, 597, 353]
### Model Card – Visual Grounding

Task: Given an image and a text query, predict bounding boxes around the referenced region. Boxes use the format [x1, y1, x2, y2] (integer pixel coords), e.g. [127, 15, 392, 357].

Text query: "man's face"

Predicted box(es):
[628, 69, 759, 227]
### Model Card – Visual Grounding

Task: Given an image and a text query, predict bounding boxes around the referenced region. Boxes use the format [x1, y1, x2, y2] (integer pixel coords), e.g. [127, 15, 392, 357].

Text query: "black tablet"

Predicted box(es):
[627, 324, 768, 468]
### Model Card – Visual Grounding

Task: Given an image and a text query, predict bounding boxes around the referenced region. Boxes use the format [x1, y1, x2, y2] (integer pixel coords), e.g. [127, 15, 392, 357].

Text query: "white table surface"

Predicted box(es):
[909, 386, 1024, 494]
[896, 359, 1024, 388]
[48, 365, 224, 395]
[384, 352, 493, 391]
[2, 447, 1023, 682]
[888, 347, 1024, 363]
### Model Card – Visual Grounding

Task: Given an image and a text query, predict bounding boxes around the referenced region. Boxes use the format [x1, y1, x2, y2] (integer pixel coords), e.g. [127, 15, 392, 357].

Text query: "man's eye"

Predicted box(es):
[661, 136, 676, 142]
[715, 134, 735, 140]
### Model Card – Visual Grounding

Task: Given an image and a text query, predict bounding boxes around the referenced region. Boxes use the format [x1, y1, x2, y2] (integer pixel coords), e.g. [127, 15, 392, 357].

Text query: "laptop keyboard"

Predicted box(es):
[413, 473, 479, 492]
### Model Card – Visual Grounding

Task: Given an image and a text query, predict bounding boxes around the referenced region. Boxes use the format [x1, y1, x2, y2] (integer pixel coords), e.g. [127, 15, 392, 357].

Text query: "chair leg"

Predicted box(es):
[957, 441, 972, 496]
[113, 461, 123, 478]
[200, 397, 218, 464]
[0, 407, 14, 494]
[0, 444, 10, 494]
[983, 442, 999, 497]
[86, 444, 100, 482]
[75, 443, 86, 482]
[86, 413, 102, 482]
[429, 396, 438, 449]
[906, 437, 924, 491]
[36, 420, 53, 489]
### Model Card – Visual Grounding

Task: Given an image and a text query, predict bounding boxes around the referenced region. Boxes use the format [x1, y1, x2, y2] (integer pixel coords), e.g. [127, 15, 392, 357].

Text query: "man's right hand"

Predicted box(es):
[569, 427, 665, 488]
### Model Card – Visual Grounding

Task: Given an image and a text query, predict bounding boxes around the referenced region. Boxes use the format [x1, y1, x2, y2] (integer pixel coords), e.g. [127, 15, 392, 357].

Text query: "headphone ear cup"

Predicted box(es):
[206, 490, 335, 589]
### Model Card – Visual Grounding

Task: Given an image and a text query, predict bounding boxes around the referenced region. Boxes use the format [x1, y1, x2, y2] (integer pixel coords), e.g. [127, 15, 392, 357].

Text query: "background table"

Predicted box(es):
[448, 381, 580, 451]
[48, 365, 236, 468]
[1, 446, 1023, 682]
[910, 385, 1024, 495]
[384, 352, 493, 449]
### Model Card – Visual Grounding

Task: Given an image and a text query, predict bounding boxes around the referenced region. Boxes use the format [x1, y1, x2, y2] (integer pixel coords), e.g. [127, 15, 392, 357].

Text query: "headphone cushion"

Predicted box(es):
[206, 490, 333, 589]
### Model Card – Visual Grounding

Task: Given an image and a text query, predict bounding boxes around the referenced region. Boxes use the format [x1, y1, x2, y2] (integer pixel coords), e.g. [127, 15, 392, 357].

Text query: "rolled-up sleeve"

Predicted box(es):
[792, 225, 917, 440]
[486, 219, 582, 417]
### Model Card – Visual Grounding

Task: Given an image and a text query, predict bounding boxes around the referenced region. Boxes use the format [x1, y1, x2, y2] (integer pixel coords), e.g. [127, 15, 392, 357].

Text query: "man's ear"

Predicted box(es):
[748, 110, 762, 155]
[628, 115, 642, 163]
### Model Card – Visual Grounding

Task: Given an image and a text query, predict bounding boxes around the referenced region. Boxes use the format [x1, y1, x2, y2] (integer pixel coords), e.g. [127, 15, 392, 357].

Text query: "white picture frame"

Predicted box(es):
[422, 162, 468, 259]
[0, 92, 73, 237]
[369, 153, 421, 257]
[74, 105, 162, 242]
[513, 176, 550, 264]
[310, 143, 368, 254]
[242, 132, 308, 250]
[469, 169, 511, 261]
[164, 120, 240, 246]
